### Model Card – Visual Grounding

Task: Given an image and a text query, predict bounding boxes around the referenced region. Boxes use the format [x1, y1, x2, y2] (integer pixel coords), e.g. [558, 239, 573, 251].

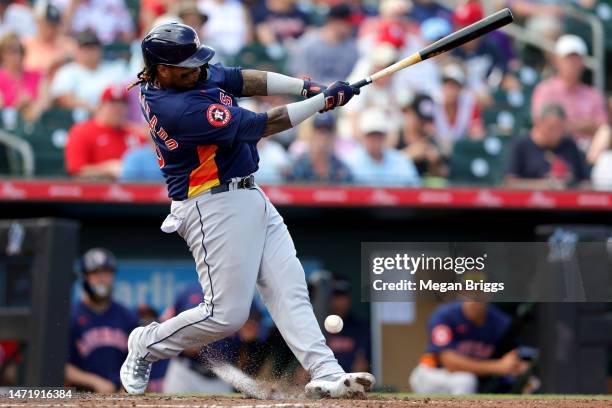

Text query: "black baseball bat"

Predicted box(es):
[351, 8, 515, 89]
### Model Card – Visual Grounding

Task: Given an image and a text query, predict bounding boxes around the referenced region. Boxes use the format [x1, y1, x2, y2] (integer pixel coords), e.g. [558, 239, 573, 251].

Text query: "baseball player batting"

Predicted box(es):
[119, 22, 373, 398]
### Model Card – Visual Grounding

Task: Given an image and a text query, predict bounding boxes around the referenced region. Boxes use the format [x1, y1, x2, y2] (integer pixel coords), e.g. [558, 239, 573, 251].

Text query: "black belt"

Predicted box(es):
[210, 175, 255, 195]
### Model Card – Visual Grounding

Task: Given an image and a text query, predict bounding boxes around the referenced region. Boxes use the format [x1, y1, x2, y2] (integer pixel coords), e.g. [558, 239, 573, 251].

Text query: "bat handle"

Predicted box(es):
[350, 77, 372, 89]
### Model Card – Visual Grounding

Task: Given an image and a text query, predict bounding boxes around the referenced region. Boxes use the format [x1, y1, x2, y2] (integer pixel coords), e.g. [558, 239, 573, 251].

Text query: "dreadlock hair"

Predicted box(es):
[126, 63, 209, 92]
[127, 66, 156, 91]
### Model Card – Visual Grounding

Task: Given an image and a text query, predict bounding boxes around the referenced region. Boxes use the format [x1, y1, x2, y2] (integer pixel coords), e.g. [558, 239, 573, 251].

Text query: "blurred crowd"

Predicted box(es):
[0, 0, 611, 190]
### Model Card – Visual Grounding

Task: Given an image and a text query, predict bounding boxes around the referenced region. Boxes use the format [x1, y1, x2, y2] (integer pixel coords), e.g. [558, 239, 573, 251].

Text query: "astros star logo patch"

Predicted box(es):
[206, 104, 232, 128]
[431, 324, 453, 347]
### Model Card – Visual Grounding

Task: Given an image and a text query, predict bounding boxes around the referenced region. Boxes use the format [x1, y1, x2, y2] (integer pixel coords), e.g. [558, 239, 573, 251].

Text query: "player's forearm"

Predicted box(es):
[262, 106, 292, 137]
[438, 350, 503, 376]
[262, 94, 324, 137]
[241, 70, 304, 97]
[64, 363, 103, 389]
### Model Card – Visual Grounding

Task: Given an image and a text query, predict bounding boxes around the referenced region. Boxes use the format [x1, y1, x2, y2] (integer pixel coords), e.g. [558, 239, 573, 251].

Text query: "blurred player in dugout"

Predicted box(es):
[324, 277, 370, 373]
[409, 300, 529, 395]
[64, 248, 164, 393]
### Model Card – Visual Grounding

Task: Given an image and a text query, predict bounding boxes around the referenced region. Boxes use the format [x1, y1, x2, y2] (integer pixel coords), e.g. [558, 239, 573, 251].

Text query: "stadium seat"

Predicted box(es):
[0, 143, 9, 174]
[448, 136, 511, 186]
[482, 107, 528, 137]
[0, 120, 35, 176]
[18, 108, 74, 177]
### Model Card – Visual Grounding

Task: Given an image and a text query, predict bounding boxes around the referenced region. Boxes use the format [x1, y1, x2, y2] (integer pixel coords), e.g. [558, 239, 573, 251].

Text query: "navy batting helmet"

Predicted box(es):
[80, 247, 117, 275]
[141, 22, 215, 70]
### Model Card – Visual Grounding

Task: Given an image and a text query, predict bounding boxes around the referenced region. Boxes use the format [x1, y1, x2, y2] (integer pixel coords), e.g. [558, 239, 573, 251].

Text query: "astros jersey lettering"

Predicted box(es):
[139, 63, 268, 200]
[425, 302, 510, 365]
[69, 301, 139, 388]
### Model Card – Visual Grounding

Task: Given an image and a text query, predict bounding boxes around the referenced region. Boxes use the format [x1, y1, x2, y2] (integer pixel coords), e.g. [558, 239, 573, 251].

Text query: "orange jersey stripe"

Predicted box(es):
[188, 145, 220, 197]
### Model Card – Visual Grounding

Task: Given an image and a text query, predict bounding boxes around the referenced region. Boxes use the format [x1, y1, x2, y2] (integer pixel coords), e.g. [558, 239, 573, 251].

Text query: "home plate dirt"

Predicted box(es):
[1, 394, 612, 408]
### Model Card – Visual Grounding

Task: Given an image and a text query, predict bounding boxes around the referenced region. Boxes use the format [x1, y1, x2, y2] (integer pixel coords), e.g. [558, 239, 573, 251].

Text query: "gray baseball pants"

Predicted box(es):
[131, 179, 343, 380]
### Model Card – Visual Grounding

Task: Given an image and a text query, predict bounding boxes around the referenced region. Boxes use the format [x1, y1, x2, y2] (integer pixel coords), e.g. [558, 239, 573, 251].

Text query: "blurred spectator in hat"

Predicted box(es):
[344, 43, 403, 139]
[347, 108, 421, 187]
[409, 0, 451, 23]
[432, 63, 484, 156]
[59, 0, 134, 45]
[254, 136, 291, 185]
[506, 103, 590, 190]
[324, 276, 370, 373]
[50, 30, 128, 111]
[175, 1, 208, 35]
[288, 4, 358, 86]
[198, 0, 250, 59]
[288, 112, 353, 184]
[0, 32, 50, 122]
[531, 34, 607, 150]
[23, 1, 76, 76]
[451, 1, 510, 98]
[252, 0, 309, 46]
[398, 93, 447, 177]
[0, 0, 35, 38]
[65, 85, 145, 179]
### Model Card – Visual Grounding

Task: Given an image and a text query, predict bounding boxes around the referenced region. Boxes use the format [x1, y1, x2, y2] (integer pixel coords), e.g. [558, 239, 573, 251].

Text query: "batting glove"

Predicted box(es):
[302, 80, 327, 98]
[322, 81, 360, 112]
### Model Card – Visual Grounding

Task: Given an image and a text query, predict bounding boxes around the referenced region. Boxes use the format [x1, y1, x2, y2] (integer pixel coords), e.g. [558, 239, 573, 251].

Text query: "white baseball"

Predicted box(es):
[324, 314, 343, 334]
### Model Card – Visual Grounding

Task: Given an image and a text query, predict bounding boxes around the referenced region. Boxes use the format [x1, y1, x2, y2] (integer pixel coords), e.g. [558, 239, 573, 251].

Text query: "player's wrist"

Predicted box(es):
[266, 72, 304, 96]
[286, 94, 325, 127]
[491, 359, 510, 376]
[302, 80, 327, 98]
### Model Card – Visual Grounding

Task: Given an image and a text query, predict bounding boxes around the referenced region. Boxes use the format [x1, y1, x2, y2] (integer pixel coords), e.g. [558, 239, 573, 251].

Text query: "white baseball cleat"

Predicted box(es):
[305, 372, 375, 399]
[120, 327, 152, 394]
